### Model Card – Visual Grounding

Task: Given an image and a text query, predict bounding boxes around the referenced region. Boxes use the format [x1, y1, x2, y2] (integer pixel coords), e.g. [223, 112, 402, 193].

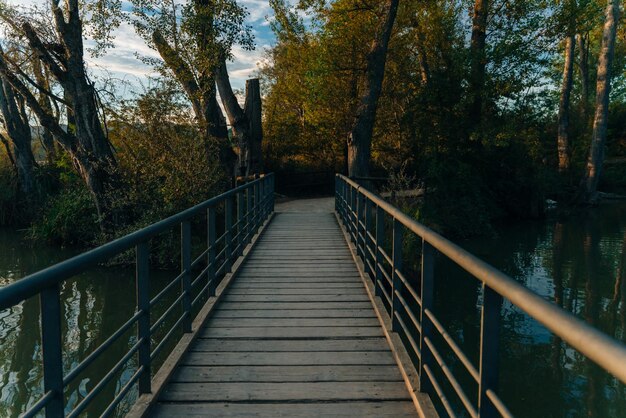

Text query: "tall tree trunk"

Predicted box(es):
[216, 61, 264, 177]
[582, 0, 620, 203]
[469, 0, 489, 130]
[347, 0, 399, 178]
[557, 35, 575, 174]
[31, 56, 57, 163]
[0, 77, 36, 196]
[577, 33, 590, 121]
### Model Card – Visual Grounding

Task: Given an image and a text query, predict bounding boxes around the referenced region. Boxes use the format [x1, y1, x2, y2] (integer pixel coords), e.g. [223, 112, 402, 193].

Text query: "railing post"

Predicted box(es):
[40, 285, 64, 417]
[335, 176, 339, 213]
[225, 197, 233, 272]
[247, 186, 253, 244]
[356, 192, 363, 259]
[375, 205, 384, 296]
[136, 242, 151, 393]
[392, 219, 403, 331]
[350, 186, 357, 243]
[259, 179, 265, 225]
[419, 240, 435, 394]
[270, 175, 275, 213]
[364, 198, 373, 277]
[238, 191, 245, 256]
[207, 206, 216, 297]
[255, 181, 260, 232]
[181, 221, 192, 333]
[478, 284, 503, 418]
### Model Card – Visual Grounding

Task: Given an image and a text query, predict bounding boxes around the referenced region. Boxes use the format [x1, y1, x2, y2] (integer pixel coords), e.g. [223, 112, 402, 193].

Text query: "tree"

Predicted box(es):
[582, 0, 620, 202]
[468, 0, 489, 131]
[0, 0, 120, 229]
[347, 0, 399, 178]
[0, 73, 36, 196]
[129, 0, 255, 180]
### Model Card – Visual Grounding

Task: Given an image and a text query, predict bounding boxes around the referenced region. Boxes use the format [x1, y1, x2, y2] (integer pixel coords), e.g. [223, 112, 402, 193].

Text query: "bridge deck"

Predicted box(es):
[150, 205, 417, 417]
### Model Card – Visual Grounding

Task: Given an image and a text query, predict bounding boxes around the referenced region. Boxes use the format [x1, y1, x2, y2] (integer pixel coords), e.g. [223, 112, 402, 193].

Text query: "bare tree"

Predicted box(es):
[0, 0, 120, 229]
[347, 0, 400, 178]
[582, 0, 620, 203]
[0, 74, 36, 195]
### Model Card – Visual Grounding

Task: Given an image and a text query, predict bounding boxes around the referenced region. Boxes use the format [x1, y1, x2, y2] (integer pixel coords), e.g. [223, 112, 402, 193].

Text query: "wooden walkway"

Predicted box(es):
[149, 205, 417, 417]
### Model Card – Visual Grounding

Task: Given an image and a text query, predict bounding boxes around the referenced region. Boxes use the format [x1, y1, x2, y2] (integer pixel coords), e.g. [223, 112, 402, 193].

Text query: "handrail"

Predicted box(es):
[2, 173, 274, 417]
[335, 173, 626, 417]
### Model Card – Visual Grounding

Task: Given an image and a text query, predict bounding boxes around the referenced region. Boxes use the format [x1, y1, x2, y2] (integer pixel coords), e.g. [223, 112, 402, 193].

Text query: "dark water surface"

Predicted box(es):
[0, 203, 625, 417]
[0, 229, 179, 417]
[433, 203, 626, 418]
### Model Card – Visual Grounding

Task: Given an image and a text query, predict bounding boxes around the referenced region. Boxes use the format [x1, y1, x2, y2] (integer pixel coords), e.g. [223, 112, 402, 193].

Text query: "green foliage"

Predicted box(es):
[29, 186, 99, 246]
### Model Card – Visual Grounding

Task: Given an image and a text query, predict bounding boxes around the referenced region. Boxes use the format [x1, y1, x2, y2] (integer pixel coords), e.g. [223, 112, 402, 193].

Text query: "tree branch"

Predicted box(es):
[21, 23, 67, 83]
[152, 30, 203, 121]
[216, 60, 246, 126]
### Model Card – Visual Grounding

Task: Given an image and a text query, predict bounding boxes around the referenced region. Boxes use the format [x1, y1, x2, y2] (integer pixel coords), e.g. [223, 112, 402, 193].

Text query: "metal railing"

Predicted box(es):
[0, 174, 274, 417]
[335, 174, 626, 418]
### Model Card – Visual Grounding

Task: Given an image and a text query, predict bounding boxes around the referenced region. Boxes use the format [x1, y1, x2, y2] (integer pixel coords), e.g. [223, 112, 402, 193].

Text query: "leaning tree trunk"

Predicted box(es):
[347, 0, 400, 178]
[557, 35, 575, 174]
[577, 33, 590, 121]
[31, 56, 57, 163]
[0, 77, 36, 196]
[216, 60, 264, 177]
[582, 0, 620, 203]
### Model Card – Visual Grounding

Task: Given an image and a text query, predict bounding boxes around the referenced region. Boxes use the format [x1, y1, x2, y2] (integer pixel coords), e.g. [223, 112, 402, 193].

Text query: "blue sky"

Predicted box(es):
[9, 0, 279, 93]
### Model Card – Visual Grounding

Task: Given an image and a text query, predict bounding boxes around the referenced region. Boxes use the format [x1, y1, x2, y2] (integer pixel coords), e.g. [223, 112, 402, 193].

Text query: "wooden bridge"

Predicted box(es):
[2, 174, 626, 418]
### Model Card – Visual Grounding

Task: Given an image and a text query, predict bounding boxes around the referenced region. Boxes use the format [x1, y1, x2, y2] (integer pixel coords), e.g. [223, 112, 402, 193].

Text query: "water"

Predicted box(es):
[0, 229, 184, 417]
[0, 204, 625, 417]
[432, 203, 626, 418]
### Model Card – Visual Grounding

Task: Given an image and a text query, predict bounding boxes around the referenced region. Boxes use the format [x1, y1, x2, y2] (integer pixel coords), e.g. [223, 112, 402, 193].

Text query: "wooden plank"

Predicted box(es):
[229, 282, 363, 289]
[211, 309, 377, 319]
[170, 365, 404, 382]
[226, 288, 366, 295]
[198, 326, 383, 339]
[151, 402, 418, 418]
[222, 294, 370, 303]
[191, 338, 389, 352]
[206, 317, 379, 328]
[214, 302, 374, 310]
[236, 273, 361, 279]
[159, 382, 412, 402]
[181, 351, 396, 366]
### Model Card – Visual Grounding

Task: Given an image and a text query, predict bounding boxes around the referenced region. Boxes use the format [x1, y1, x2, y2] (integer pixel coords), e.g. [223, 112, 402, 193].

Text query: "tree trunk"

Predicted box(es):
[31, 56, 57, 163]
[582, 0, 620, 203]
[244, 79, 263, 176]
[216, 61, 263, 177]
[0, 77, 36, 196]
[347, 0, 399, 178]
[557, 35, 575, 174]
[577, 33, 590, 121]
[469, 0, 489, 129]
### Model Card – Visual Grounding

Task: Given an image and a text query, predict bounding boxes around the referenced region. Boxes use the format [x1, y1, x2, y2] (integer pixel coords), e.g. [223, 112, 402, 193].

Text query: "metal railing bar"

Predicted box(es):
[366, 230, 375, 244]
[396, 269, 422, 307]
[424, 308, 480, 383]
[338, 174, 626, 384]
[150, 311, 189, 361]
[423, 364, 457, 418]
[150, 292, 185, 334]
[394, 311, 421, 360]
[424, 336, 478, 418]
[215, 247, 226, 266]
[0, 175, 273, 310]
[379, 281, 392, 307]
[380, 247, 392, 266]
[21, 390, 54, 418]
[149, 272, 183, 308]
[395, 290, 422, 334]
[366, 244, 376, 262]
[64, 310, 143, 385]
[190, 247, 210, 270]
[67, 338, 143, 418]
[365, 258, 376, 283]
[380, 264, 393, 287]
[100, 365, 145, 418]
[192, 280, 212, 307]
[191, 264, 211, 289]
[486, 389, 514, 418]
[215, 260, 228, 278]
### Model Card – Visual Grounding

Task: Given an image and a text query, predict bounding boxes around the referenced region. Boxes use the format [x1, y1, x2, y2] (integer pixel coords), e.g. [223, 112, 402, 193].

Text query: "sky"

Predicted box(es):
[8, 0, 279, 93]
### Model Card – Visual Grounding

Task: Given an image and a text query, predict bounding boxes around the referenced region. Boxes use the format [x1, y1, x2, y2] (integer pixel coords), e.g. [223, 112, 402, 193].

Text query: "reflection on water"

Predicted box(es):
[0, 230, 177, 417]
[434, 203, 626, 418]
